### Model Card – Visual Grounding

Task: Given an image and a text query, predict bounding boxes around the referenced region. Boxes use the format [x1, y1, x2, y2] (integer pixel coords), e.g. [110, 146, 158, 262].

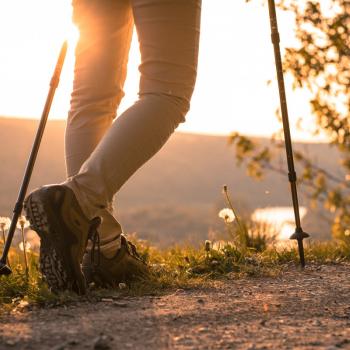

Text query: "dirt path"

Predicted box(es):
[1, 264, 350, 350]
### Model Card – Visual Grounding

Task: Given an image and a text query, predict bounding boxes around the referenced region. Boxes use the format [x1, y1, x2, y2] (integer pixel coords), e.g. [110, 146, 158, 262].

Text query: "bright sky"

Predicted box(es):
[0, 0, 325, 141]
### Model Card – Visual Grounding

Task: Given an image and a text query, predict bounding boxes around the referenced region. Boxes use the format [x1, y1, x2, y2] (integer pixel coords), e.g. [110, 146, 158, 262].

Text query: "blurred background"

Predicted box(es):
[1, 0, 348, 248]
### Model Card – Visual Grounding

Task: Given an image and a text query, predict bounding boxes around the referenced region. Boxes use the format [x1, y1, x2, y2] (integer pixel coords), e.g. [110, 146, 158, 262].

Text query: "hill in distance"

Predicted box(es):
[0, 117, 339, 247]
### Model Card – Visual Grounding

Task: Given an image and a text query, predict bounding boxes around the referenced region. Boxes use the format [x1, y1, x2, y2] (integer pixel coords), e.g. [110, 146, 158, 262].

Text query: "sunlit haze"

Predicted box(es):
[0, 0, 326, 141]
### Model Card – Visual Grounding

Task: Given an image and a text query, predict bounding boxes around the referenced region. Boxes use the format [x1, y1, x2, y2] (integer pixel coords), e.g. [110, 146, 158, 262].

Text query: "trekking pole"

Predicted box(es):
[0, 41, 68, 276]
[267, 0, 309, 267]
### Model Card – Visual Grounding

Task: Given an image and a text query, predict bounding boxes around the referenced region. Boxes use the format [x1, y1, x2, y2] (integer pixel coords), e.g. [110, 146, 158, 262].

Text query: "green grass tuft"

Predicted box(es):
[1, 236, 350, 310]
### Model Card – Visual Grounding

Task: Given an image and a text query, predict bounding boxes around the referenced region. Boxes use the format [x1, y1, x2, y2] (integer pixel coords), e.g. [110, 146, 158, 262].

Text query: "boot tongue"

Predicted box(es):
[95, 235, 122, 259]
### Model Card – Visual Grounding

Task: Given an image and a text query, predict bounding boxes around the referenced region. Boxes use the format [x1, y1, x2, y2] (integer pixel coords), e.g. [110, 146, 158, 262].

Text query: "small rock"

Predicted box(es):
[68, 340, 80, 346]
[308, 341, 322, 346]
[336, 339, 350, 347]
[260, 319, 267, 326]
[198, 327, 209, 333]
[51, 345, 66, 350]
[112, 302, 128, 308]
[93, 334, 113, 350]
[52, 341, 79, 350]
[101, 298, 114, 303]
[174, 289, 185, 294]
[175, 336, 194, 346]
[5, 340, 17, 347]
[18, 300, 29, 309]
[245, 345, 257, 350]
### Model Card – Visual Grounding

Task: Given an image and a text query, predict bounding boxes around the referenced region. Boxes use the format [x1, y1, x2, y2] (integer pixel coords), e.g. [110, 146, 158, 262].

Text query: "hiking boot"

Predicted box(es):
[82, 234, 149, 287]
[24, 185, 101, 294]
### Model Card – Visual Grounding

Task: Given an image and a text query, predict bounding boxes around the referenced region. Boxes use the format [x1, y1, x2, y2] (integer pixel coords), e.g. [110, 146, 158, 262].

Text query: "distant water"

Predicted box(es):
[251, 206, 307, 241]
[16, 206, 308, 252]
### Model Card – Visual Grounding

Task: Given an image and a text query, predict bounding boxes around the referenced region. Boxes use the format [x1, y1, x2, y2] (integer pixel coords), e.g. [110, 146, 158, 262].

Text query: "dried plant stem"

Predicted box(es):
[1, 228, 5, 246]
[223, 185, 247, 247]
[225, 222, 235, 241]
[20, 227, 29, 276]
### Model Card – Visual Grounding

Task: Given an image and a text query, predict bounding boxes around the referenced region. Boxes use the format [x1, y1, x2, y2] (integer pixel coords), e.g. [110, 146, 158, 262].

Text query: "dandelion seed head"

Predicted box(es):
[19, 241, 31, 252]
[218, 208, 235, 223]
[0, 217, 11, 230]
[17, 215, 30, 229]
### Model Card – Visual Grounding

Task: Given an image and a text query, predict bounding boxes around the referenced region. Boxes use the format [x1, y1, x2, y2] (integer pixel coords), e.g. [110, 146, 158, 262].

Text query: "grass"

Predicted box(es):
[1, 186, 349, 310]
[1, 237, 350, 311]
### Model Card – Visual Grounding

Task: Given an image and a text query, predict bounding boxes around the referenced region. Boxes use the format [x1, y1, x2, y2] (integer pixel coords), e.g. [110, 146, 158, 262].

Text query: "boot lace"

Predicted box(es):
[88, 217, 102, 267]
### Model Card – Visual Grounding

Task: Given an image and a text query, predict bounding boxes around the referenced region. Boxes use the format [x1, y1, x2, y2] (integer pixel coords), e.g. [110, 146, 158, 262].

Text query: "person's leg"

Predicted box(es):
[25, 0, 201, 291]
[66, 0, 134, 257]
[66, 0, 202, 222]
[24, 0, 135, 293]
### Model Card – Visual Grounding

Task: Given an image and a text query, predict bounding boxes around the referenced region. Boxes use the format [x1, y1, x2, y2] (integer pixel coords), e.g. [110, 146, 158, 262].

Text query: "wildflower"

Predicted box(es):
[0, 217, 11, 231]
[19, 241, 31, 252]
[17, 216, 30, 230]
[0, 216, 12, 268]
[17, 215, 30, 275]
[218, 208, 235, 223]
[119, 282, 127, 290]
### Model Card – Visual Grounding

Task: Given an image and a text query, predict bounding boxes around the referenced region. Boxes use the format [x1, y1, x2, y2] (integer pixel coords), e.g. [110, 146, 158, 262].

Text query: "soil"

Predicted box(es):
[1, 264, 350, 350]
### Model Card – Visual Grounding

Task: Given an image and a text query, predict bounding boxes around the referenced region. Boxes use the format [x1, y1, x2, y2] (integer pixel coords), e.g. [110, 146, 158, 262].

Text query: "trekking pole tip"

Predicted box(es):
[0, 261, 12, 276]
[289, 227, 309, 268]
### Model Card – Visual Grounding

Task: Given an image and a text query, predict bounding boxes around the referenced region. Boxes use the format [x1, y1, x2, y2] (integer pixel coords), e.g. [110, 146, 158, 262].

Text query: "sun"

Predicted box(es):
[34, 0, 80, 49]
[0, 0, 82, 119]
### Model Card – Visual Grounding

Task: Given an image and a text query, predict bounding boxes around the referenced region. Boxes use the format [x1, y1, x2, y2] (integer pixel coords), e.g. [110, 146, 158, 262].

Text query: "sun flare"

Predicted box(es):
[0, 0, 326, 142]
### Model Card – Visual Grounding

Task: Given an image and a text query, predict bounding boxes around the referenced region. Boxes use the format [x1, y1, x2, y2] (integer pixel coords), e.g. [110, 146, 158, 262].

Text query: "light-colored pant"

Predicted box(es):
[65, 0, 201, 256]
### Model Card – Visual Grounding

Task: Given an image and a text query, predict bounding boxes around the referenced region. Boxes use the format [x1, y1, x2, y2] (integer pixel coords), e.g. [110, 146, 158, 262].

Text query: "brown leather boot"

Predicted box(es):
[24, 185, 101, 294]
[82, 234, 149, 287]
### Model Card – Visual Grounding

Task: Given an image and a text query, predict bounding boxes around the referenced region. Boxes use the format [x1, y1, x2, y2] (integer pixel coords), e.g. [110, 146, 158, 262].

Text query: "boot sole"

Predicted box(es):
[24, 186, 87, 294]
